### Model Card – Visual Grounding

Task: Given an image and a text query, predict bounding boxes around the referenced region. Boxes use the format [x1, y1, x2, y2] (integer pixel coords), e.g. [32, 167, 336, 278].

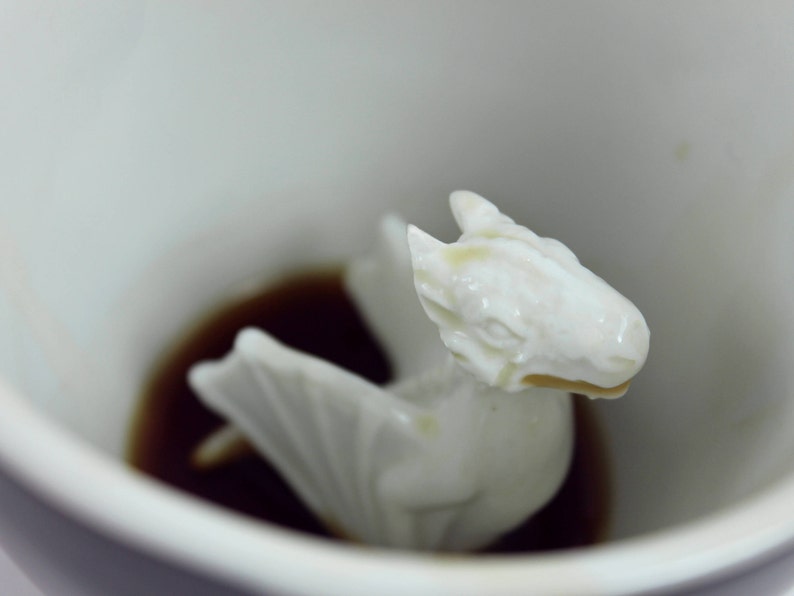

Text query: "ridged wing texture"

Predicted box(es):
[190, 327, 429, 546]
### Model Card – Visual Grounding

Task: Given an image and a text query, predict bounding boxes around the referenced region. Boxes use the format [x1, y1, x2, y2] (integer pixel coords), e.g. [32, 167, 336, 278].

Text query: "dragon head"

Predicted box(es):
[407, 191, 649, 398]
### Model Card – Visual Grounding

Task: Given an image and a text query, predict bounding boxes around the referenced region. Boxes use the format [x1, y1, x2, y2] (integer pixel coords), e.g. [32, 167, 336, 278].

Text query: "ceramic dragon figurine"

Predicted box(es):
[189, 191, 649, 551]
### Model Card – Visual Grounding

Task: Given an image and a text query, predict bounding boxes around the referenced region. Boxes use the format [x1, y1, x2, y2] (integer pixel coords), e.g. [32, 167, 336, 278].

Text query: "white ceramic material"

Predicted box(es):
[0, 2, 793, 594]
[192, 194, 636, 551]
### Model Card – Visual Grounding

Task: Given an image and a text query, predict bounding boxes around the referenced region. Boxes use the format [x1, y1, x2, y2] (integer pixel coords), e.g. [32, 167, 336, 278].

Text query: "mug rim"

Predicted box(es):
[1, 377, 793, 595]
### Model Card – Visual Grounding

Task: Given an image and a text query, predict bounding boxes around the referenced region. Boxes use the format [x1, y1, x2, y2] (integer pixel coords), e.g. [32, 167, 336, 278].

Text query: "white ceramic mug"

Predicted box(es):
[1, 2, 793, 594]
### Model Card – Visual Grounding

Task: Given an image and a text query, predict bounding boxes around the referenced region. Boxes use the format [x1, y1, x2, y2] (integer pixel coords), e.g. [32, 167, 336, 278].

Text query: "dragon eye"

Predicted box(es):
[480, 318, 521, 348]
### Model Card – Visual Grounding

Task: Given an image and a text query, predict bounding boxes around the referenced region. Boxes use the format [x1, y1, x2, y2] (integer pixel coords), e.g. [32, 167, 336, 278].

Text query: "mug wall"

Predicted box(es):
[0, 1, 793, 545]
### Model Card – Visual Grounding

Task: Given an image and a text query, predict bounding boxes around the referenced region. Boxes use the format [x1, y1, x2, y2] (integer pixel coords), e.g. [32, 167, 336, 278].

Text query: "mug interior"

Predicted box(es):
[1, 1, 793, 592]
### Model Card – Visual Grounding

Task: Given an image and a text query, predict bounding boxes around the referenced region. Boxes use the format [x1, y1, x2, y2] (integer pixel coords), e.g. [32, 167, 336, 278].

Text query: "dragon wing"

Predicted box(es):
[189, 327, 427, 545]
[344, 214, 447, 379]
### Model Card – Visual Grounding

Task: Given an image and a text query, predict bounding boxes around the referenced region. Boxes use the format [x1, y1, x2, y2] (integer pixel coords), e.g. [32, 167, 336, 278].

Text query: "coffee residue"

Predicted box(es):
[127, 270, 610, 552]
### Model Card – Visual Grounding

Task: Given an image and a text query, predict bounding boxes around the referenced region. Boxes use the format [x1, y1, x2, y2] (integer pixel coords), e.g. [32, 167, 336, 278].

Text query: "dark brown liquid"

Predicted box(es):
[128, 270, 610, 552]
